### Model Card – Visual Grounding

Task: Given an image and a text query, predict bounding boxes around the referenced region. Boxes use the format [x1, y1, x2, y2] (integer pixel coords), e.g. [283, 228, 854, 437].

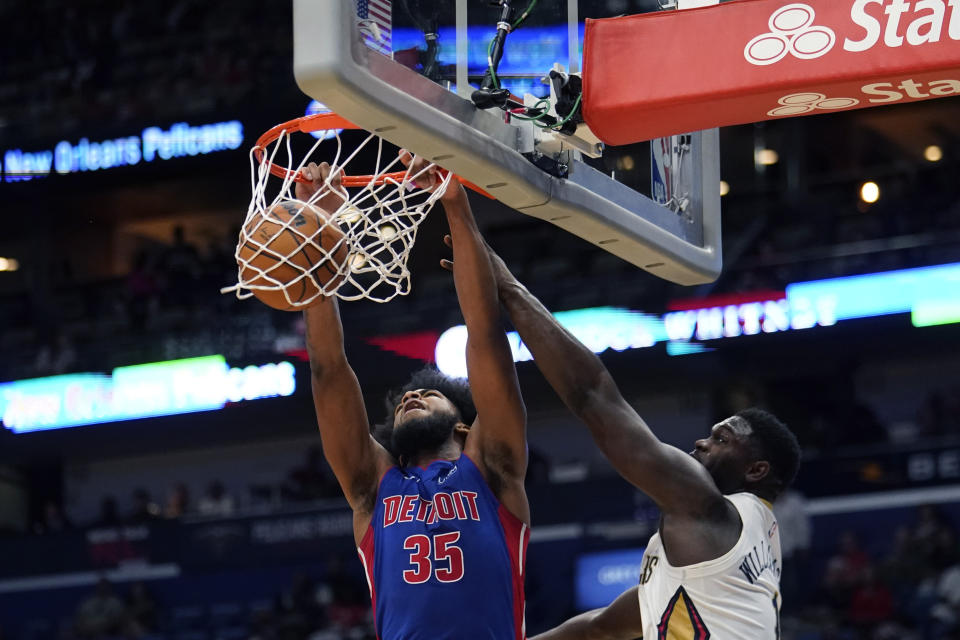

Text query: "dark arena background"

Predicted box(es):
[2, 1, 960, 639]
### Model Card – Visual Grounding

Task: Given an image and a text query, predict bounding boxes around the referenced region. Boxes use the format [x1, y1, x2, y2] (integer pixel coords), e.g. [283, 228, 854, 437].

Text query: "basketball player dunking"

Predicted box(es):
[300, 157, 530, 640]
[475, 249, 800, 639]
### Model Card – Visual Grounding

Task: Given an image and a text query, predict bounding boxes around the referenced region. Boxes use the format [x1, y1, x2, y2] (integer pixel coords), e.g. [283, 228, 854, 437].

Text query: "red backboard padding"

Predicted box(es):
[583, 0, 960, 145]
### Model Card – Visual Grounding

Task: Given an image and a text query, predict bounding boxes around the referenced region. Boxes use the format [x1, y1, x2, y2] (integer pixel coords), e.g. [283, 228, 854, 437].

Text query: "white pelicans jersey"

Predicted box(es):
[636, 492, 782, 639]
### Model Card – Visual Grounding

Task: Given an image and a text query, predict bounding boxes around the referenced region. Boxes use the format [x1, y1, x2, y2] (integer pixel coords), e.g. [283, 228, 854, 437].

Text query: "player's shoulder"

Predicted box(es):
[375, 463, 407, 487]
[726, 492, 777, 526]
[723, 491, 773, 510]
[726, 491, 770, 509]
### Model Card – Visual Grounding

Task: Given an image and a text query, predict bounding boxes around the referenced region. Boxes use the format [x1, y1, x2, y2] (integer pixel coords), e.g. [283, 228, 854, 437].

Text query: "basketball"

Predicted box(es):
[237, 200, 349, 310]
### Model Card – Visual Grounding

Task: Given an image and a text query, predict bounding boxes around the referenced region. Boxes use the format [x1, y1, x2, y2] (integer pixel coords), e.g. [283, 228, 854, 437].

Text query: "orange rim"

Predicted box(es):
[254, 113, 494, 198]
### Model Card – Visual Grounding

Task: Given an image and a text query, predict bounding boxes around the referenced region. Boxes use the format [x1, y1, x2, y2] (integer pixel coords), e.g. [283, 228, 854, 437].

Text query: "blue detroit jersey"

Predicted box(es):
[357, 454, 529, 639]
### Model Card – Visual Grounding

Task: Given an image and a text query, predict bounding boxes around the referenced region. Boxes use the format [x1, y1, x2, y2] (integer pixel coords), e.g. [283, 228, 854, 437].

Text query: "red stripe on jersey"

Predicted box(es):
[497, 504, 529, 640]
[358, 524, 381, 640]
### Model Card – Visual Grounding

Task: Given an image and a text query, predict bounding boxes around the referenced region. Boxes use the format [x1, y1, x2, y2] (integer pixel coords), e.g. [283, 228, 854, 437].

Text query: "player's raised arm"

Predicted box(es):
[399, 151, 529, 523]
[299, 164, 392, 533]
[531, 585, 644, 640]
[488, 248, 722, 520]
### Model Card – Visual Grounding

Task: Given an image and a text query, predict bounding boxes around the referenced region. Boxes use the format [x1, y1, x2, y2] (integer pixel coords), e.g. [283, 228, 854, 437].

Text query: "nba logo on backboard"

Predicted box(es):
[651, 137, 673, 206]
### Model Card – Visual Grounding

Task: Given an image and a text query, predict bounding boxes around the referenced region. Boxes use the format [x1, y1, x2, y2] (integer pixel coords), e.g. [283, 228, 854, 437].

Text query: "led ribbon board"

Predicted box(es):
[2, 120, 244, 182]
[583, 0, 960, 144]
[435, 308, 667, 378]
[434, 262, 960, 376]
[0, 356, 296, 433]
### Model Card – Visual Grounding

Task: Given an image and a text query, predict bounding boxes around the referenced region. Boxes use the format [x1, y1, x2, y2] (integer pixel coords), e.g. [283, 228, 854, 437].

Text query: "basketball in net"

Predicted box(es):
[221, 111, 456, 306]
[237, 199, 348, 311]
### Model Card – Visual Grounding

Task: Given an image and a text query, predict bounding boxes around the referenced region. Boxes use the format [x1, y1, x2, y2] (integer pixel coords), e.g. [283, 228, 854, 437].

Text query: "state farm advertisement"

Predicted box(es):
[583, 0, 960, 144]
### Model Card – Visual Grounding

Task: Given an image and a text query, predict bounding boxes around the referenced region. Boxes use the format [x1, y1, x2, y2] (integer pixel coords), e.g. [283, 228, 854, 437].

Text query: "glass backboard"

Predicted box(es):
[292, 0, 721, 285]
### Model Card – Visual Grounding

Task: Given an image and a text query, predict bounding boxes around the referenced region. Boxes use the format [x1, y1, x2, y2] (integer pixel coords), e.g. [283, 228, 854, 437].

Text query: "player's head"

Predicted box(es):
[693, 408, 800, 501]
[375, 367, 477, 465]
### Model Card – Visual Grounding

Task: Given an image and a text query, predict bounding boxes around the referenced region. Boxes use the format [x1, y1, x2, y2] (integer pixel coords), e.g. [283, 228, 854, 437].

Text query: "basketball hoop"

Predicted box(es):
[222, 112, 456, 305]
[253, 113, 415, 187]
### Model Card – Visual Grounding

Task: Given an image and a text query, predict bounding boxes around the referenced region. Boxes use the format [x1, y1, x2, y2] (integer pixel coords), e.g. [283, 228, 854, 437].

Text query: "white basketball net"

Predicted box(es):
[221, 124, 452, 305]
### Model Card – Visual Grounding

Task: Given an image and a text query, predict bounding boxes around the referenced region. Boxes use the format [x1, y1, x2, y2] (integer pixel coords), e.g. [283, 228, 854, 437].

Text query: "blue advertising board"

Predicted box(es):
[575, 548, 646, 611]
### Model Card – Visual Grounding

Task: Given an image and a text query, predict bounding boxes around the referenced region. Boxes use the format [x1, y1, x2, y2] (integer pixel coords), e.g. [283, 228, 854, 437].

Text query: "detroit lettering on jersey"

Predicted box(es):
[738, 541, 781, 585]
[361, 456, 529, 640]
[382, 490, 481, 527]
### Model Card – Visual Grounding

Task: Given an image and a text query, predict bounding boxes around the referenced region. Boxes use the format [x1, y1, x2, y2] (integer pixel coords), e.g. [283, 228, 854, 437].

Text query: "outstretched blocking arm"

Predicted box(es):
[531, 586, 644, 640]
[299, 164, 392, 527]
[490, 250, 719, 517]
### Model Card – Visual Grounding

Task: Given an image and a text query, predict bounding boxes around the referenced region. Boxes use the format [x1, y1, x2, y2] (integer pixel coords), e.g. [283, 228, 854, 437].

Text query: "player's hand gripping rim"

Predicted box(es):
[295, 161, 348, 214]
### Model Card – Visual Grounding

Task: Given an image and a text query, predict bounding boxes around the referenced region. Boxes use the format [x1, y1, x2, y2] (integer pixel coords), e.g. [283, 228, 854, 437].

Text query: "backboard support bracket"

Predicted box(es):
[292, 0, 722, 285]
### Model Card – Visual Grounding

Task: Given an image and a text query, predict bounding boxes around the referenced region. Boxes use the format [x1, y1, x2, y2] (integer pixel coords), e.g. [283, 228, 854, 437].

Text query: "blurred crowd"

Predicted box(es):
[723, 188, 960, 295]
[61, 567, 373, 640]
[0, 0, 294, 140]
[783, 504, 960, 640]
[31, 445, 343, 534]
[2, 188, 959, 381]
[2, 2, 959, 639]
[21, 500, 960, 640]
[0, 224, 243, 383]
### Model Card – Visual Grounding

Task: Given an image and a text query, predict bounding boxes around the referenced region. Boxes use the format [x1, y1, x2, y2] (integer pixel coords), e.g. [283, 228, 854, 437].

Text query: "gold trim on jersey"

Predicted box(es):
[656, 586, 710, 640]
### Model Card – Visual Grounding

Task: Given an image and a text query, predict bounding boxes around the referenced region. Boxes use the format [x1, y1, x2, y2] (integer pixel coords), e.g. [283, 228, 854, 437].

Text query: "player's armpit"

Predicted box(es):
[531, 585, 644, 640]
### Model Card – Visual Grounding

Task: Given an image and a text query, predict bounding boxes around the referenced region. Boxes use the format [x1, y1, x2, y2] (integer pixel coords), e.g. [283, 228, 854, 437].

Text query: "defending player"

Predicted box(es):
[479, 248, 800, 639]
[301, 158, 529, 640]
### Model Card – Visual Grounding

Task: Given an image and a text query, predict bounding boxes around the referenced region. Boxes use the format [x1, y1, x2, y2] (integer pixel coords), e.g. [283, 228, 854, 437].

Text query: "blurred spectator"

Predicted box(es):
[125, 582, 158, 636]
[163, 483, 191, 518]
[837, 402, 887, 447]
[32, 499, 72, 535]
[915, 504, 949, 543]
[917, 388, 960, 439]
[127, 488, 161, 523]
[275, 572, 325, 640]
[249, 605, 280, 640]
[197, 480, 235, 518]
[932, 525, 960, 569]
[202, 229, 240, 294]
[93, 496, 121, 529]
[823, 530, 871, 608]
[159, 226, 202, 307]
[283, 446, 338, 502]
[914, 504, 957, 568]
[880, 526, 925, 600]
[33, 330, 77, 376]
[773, 488, 811, 610]
[323, 556, 371, 634]
[73, 578, 126, 639]
[713, 379, 766, 423]
[935, 561, 960, 629]
[847, 565, 894, 637]
[125, 249, 160, 331]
